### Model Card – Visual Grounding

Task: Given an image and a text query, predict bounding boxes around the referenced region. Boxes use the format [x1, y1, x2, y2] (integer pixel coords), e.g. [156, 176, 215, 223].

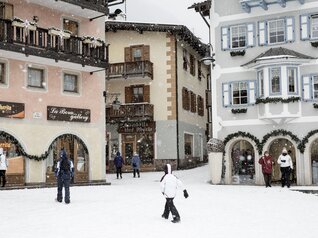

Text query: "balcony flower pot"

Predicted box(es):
[230, 50, 246, 57]
[82, 36, 94, 44]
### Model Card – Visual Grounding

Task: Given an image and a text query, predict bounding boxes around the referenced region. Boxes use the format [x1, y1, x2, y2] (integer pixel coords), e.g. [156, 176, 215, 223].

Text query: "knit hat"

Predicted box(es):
[282, 148, 287, 153]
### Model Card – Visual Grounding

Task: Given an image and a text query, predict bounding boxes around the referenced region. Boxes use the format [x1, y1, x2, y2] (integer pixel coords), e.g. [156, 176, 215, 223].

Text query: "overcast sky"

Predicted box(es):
[109, 0, 209, 43]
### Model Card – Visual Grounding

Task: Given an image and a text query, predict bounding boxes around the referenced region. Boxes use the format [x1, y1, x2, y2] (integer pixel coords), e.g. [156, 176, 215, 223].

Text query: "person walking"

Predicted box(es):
[160, 164, 189, 223]
[277, 148, 293, 188]
[258, 151, 274, 187]
[131, 152, 141, 178]
[55, 149, 74, 204]
[114, 151, 124, 179]
[0, 148, 8, 187]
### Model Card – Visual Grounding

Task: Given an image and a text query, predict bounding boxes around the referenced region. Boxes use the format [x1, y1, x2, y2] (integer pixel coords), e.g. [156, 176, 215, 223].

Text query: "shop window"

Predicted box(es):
[270, 67, 281, 94]
[63, 18, 78, 35]
[190, 54, 195, 76]
[0, 62, 6, 85]
[311, 138, 318, 184]
[0, 2, 13, 19]
[63, 73, 78, 93]
[184, 133, 193, 156]
[27, 67, 45, 89]
[124, 45, 150, 62]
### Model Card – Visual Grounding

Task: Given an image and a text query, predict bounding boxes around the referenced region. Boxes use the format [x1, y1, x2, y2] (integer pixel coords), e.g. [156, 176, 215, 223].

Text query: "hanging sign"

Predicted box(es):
[0, 101, 25, 119]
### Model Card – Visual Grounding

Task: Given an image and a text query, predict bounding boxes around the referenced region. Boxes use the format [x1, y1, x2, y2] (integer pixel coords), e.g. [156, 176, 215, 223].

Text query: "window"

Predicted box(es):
[197, 60, 202, 80]
[0, 62, 6, 84]
[311, 15, 318, 39]
[268, 19, 285, 44]
[63, 73, 78, 93]
[197, 95, 204, 116]
[182, 87, 190, 110]
[132, 86, 144, 103]
[287, 68, 297, 94]
[270, 68, 281, 94]
[132, 48, 142, 61]
[231, 25, 247, 48]
[313, 76, 318, 99]
[190, 54, 195, 76]
[27, 67, 44, 88]
[258, 70, 264, 97]
[63, 19, 78, 35]
[190, 91, 196, 113]
[232, 82, 248, 105]
[183, 49, 188, 70]
[184, 133, 193, 156]
[124, 45, 150, 62]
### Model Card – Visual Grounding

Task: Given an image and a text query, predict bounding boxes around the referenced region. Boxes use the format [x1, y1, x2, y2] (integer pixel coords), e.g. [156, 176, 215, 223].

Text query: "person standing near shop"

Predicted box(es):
[277, 148, 293, 188]
[55, 149, 74, 204]
[131, 152, 141, 178]
[114, 151, 124, 179]
[0, 148, 8, 187]
[258, 151, 274, 187]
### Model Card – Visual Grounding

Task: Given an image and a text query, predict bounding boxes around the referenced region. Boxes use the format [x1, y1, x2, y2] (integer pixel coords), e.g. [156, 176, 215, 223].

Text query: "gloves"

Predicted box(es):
[183, 189, 189, 199]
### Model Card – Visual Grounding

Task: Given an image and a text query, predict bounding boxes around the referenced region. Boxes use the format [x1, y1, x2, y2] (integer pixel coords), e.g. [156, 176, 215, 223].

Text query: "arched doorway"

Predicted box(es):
[268, 138, 296, 184]
[231, 140, 255, 184]
[0, 131, 25, 186]
[46, 134, 89, 184]
[310, 138, 318, 184]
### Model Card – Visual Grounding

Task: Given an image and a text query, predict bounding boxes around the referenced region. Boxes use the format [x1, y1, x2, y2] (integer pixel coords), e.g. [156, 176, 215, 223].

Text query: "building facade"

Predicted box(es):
[105, 22, 211, 171]
[0, 0, 115, 186]
[211, 0, 318, 185]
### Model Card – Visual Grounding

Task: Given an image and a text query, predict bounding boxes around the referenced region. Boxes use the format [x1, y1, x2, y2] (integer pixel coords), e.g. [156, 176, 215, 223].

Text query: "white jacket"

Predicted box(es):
[277, 154, 293, 169]
[160, 164, 184, 198]
[0, 148, 8, 170]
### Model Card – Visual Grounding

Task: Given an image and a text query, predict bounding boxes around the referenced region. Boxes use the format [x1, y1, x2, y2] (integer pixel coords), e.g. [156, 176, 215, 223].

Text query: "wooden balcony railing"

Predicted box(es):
[106, 61, 153, 80]
[0, 18, 108, 68]
[106, 103, 154, 123]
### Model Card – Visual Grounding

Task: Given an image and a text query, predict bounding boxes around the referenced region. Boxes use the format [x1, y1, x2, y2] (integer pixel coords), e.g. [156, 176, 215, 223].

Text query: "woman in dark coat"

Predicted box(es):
[258, 151, 274, 187]
[114, 151, 124, 179]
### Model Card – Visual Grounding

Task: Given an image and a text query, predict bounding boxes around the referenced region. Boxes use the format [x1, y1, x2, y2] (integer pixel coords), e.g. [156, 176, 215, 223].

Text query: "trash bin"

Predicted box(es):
[312, 161, 318, 184]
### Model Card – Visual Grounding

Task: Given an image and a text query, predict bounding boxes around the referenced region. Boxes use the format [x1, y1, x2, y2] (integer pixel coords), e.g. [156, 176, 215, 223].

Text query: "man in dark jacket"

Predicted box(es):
[114, 151, 124, 179]
[55, 149, 74, 204]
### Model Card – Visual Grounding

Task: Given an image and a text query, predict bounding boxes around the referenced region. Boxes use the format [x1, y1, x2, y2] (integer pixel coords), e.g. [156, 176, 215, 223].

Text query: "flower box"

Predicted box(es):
[48, 28, 61, 36]
[12, 21, 25, 28]
[230, 50, 246, 57]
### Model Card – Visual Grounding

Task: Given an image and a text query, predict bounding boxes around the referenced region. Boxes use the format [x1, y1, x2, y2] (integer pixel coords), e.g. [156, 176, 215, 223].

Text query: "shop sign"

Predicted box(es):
[118, 121, 156, 133]
[0, 101, 25, 119]
[47, 106, 90, 123]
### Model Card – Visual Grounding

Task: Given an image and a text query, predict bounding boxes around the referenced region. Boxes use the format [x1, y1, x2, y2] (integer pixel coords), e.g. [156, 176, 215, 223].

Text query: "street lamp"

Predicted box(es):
[200, 44, 215, 67]
[103, 91, 121, 110]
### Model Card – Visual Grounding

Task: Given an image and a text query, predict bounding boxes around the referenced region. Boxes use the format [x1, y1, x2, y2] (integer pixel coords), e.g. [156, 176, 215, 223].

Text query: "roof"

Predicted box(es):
[188, 0, 211, 17]
[105, 21, 209, 57]
[242, 47, 316, 67]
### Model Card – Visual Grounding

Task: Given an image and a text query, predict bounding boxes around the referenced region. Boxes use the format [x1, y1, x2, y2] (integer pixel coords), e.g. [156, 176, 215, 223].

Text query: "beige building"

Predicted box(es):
[105, 21, 211, 170]
[0, 0, 116, 186]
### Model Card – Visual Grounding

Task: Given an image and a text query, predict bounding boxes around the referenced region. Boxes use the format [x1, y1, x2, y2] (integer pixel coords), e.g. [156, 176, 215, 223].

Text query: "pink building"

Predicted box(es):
[0, 0, 116, 186]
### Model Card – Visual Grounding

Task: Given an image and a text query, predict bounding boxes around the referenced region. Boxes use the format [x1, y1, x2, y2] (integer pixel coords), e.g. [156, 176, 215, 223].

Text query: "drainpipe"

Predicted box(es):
[175, 38, 180, 170]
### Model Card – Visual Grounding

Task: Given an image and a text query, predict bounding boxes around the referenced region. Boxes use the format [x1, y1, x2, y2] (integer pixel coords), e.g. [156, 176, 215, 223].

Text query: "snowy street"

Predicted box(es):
[1, 165, 318, 238]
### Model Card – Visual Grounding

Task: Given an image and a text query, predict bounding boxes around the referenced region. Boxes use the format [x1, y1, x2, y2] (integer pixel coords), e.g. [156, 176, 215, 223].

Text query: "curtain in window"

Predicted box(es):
[64, 74, 78, 92]
[28, 68, 44, 88]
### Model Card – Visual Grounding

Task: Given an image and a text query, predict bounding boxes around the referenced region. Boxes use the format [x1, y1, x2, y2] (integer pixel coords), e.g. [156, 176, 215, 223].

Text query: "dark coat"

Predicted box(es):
[114, 152, 124, 168]
[258, 155, 274, 174]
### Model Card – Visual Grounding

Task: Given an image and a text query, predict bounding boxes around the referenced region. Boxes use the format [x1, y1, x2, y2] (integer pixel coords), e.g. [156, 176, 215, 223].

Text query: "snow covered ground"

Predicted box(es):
[1, 165, 318, 238]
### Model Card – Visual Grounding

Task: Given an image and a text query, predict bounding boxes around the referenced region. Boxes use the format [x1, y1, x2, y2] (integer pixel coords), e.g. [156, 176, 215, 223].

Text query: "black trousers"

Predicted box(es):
[280, 167, 291, 188]
[57, 173, 71, 203]
[0, 170, 6, 187]
[133, 169, 140, 177]
[116, 167, 122, 178]
[263, 173, 272, 187]
[162, 198, 180, 219]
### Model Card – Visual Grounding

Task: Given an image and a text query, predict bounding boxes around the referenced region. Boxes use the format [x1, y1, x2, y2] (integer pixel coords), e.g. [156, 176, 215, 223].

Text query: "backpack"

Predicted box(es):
[60, 158, 71, 173]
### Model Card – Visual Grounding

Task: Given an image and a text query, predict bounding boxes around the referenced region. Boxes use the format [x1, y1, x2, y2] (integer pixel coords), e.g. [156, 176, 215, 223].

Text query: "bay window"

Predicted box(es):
[270, 68, 281, 94]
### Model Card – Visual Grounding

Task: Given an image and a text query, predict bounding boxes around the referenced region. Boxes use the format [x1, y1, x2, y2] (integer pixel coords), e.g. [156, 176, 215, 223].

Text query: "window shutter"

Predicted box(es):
[300, 15, 310, 40]
[258, 21, 267, 46]
[143, 85, 150, 103]
[182, 87, 190, 110]
[247, 23, 255, 47]
[221, 27, 230, 50]
[125, 86, 133, 103]
[223, 83, 230, 107]
[190, 91, 197, 113]
[302, 75, 312, 101]
[248, 81, 256, 104]
[286, 17, 295, 42]
[143, 45, 150, 61]
[124, 47, 131, 62]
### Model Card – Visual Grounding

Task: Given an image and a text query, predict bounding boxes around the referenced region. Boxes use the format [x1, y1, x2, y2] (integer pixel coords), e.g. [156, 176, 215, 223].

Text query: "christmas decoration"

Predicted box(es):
[298, 130, 318, 153]
[255, 96, 301, 104]
[231, 108, 247, 114]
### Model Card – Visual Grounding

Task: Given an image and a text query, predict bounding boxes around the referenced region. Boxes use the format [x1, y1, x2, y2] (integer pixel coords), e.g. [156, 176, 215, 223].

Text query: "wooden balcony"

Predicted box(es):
[106, 103, 154, 123]
[0, 18, 108, 69]
[106, 61, 153, 80]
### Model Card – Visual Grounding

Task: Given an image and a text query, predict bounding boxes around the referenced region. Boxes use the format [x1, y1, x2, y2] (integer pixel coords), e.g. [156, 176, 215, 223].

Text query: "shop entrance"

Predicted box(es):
[310, 138, 318, 184]
[231, 140, 255, 185]
[268, 139, 296, 183]
[46, 134, 89, 184]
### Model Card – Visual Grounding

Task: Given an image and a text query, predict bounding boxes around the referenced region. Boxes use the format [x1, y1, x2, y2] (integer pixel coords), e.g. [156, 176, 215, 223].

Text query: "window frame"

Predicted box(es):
[257, 70, 264, 97]
[231, 81, 248, 106]
[287, 67, 298, 95]
[27, 66, 46, 90]
[311, 14, 318, 39]
[267, 18, 286, 44]
[230, 24, 247, 49]
[63, 73, 79, 94]
[269, 67, 282, 95]
[131, 85, 144, 103]
[184, 133, 194, 156]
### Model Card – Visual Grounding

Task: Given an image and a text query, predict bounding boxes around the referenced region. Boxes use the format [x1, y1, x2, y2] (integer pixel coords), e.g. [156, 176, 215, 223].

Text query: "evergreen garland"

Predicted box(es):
[223, 131, 262, 154]
[261, 130, 300, 152]
[255, 96, 301, 104]
[231, 108, 247, 114]
[298, 129, 318, 153]
[0, 131, 88, 161]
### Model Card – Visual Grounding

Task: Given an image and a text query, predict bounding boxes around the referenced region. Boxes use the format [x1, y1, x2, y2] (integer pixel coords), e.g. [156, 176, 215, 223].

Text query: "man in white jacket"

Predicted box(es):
[160, 164, 189, 223]
[0, 148, 8, 187]
[277, 148, 293, 188]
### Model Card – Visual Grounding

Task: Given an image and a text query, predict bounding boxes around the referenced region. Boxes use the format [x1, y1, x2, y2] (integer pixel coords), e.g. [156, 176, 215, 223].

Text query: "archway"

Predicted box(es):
[268, 138, 296, 184]
[231, 140, 255, 185]
[0, 131, 25, 186]
[46, 134, 89, 184]
[310, 138, 318, 184]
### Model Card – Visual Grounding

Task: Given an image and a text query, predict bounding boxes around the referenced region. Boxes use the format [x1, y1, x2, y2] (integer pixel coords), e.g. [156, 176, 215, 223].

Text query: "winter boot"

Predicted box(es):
[162, 214, 168, 219]
[171, 217, 180, 223]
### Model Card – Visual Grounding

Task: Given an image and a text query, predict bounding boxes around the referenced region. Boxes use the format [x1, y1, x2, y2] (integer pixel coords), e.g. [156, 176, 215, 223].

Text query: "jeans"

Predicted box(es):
[280, 166, 291, 188]
[162, 198, 180, 220]
[57, 173, 71, 203]
[133, 169, 140, 177]
[116, 167, 122, 178]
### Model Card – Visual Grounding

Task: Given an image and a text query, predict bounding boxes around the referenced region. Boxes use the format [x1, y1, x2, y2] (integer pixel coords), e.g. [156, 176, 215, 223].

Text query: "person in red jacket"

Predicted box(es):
[258, 151, 274, 187]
